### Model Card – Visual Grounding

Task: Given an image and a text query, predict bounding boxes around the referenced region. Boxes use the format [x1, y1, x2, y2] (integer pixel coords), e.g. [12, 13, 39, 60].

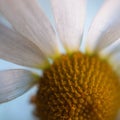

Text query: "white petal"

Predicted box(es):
[99, 39, 120, 76]
[86, 0, 120, 54]
[0, 15, 12, 28]
[0, 69, 38, 103]
[109, 53, 120, 66]
[0, 0, 60, 58]
[99, 39, 120, 59]
[51, 0, 86, 53]
[0, 23, 49, 68]
[98, 39, 120, 76]
[108, 53, 120, 75]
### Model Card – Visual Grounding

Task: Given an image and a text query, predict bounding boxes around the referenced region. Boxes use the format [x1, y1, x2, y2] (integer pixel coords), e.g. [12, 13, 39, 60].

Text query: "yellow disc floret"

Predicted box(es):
[34, 52, 120, 120]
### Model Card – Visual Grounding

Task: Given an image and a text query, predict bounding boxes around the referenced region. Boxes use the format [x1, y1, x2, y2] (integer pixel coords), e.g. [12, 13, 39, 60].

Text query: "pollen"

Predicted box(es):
[34, 52, 120, 120]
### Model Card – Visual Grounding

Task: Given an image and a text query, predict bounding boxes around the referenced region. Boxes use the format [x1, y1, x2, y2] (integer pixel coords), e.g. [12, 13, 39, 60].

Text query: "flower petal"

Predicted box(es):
[99, 39, 120, 59]
[0, 23, 49, 68]
[50, 0, 86, 53]
[0, 69, 38, 103]
[86, 0, 120, 54]
[0, 0, 60, 58]
[98, 39, 120, 76]
[108, 53, 120, 75]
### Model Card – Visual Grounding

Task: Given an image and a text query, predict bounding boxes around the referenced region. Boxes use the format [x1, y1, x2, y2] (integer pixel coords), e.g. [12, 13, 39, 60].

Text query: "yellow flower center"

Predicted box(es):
[34, 52, 120, 120]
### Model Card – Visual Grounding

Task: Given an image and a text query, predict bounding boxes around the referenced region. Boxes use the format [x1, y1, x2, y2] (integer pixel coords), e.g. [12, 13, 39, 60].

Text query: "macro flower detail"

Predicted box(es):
[0, 0, 120, 120]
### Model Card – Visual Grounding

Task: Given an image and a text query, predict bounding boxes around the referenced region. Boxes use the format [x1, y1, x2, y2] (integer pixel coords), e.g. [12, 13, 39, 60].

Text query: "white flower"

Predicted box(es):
[0, 0, 120, 119]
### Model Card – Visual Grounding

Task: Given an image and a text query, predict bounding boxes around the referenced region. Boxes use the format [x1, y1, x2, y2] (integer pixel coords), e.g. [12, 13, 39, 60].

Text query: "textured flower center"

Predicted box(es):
[34, 52, 120, 120]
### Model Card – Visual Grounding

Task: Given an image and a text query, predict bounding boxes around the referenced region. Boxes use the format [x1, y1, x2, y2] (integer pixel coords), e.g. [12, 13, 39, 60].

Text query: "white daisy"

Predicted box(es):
[0, 0, 120, 119]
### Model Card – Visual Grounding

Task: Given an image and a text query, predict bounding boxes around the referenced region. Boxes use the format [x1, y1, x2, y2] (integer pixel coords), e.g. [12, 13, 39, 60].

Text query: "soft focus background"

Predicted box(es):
[0, 0, 104, 120]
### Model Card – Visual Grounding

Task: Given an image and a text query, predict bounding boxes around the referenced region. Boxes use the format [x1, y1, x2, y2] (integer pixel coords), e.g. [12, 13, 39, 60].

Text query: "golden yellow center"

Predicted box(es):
[35, 52, 120, 120]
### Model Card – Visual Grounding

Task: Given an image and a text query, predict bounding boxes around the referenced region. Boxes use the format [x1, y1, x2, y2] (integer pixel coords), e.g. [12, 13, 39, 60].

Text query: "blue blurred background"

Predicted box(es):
[0, 0, 103, 120]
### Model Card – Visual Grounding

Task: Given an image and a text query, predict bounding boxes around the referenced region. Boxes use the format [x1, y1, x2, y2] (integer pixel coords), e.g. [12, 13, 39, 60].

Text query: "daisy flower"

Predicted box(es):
[0, 0, 120, 119]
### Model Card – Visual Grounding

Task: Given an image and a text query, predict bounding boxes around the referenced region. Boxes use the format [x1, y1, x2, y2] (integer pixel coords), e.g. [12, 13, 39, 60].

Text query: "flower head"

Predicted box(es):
[0, 0, 120, 119]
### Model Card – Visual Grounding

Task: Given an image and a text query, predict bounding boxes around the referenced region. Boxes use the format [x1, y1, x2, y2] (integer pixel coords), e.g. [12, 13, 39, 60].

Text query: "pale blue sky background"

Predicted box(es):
[0, 0, 103, 120]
